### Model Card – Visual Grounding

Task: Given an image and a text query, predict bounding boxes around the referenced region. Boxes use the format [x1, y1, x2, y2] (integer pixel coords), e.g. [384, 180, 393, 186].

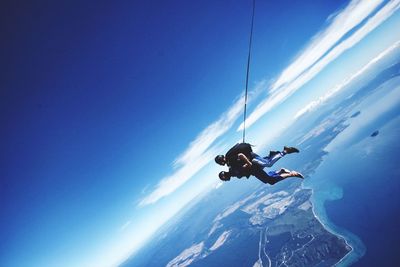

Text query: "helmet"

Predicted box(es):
[214, 155, 225, 165]
[219, 171, 231, 181]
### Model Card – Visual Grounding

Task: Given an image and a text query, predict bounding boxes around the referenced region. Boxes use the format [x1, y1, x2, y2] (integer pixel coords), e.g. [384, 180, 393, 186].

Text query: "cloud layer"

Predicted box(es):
[238, 0, 400, 131]
[295, 40, 400, 119]
[138, 96, 244, 206]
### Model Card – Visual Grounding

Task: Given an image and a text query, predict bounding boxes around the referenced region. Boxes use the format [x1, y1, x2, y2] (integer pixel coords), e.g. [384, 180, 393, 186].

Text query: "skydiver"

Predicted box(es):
[214, 143, 303, 184]
[215, 143, 299, 170]
[218, 166, 303, 185]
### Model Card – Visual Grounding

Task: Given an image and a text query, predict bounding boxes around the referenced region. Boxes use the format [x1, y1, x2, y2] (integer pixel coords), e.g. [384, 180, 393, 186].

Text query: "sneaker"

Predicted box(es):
[291, 171, 304, 179]
[283, 146, 299, 154]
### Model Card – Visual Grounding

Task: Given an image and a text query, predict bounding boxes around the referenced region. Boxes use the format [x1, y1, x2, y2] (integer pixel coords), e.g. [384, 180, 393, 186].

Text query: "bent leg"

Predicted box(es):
[274, 168, 304, 179]
[251, 168, 285, 185]
[251, 152, 285, 168]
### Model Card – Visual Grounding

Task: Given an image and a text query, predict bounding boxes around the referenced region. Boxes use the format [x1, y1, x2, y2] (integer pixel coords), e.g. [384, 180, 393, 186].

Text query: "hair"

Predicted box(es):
[214, 155, 225, 165]
[218, 171, 231, 181]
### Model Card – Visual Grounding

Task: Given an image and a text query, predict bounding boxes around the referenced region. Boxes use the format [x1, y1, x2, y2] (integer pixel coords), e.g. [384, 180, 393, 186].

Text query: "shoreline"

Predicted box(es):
[301, 183, 366, 266]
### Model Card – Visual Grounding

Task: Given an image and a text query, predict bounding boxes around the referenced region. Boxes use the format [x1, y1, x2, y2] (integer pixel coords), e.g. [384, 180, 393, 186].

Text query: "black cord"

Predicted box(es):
[242, 0, 256, 143]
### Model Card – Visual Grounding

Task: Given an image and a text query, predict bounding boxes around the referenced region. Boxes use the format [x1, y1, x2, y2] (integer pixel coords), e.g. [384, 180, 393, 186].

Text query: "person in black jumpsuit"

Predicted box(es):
[215, 143, 303, 185]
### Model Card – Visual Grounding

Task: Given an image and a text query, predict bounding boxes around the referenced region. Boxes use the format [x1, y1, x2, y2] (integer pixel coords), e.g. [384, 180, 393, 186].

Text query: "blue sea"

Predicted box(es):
[304, 113, 400, 266]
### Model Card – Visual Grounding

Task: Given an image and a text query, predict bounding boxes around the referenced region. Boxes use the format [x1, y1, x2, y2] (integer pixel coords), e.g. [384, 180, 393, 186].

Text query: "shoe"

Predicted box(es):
[291, 171, 304, 179]
[283, 146, 299, 154]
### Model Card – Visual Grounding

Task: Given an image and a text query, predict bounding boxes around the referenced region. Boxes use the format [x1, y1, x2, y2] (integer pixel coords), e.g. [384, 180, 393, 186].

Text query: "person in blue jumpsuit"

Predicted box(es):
[214, 143, 303, 184]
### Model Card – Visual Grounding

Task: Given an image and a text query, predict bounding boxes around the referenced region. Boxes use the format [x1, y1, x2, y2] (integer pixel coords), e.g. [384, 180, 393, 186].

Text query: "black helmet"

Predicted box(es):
[214, 155, 225, 165]
[219, 171, 231, 181]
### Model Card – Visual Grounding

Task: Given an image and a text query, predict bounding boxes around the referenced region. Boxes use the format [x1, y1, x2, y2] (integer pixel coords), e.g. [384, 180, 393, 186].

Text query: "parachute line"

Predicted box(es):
[242, 0, 256, 143]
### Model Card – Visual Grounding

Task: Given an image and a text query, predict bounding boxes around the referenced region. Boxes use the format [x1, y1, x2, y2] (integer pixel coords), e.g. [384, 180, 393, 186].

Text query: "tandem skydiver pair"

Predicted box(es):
[215, 143, 303, 185]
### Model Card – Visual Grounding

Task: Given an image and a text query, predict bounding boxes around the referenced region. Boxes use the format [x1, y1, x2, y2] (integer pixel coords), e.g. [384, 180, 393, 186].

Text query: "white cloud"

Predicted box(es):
[173, 79, 268, 167]
[271, 0, 384, 93]
[138, 78, 269, 207]
[173, 98, 243, 168]
[295, 40, 400, 119]
[238, 0, 400, 131]
[138, 148, 216, 206]
[138, 96, 245, 206]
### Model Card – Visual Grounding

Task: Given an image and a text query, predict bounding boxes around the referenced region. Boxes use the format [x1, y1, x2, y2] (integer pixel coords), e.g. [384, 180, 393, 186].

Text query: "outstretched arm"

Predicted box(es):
[238, 153, 252, 169]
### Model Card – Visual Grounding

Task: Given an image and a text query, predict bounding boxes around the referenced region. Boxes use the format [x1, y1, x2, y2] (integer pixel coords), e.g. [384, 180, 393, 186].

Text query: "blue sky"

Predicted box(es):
[1, 0, 400, 266]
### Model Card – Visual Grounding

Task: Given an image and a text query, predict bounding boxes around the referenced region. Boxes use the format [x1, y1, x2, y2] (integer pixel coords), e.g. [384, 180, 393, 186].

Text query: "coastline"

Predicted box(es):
[301, 182, 366, 266]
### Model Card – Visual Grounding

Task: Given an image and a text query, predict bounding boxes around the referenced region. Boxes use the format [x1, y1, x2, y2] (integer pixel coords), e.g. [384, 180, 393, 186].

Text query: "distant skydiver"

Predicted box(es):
[214, 143, 303, 185]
